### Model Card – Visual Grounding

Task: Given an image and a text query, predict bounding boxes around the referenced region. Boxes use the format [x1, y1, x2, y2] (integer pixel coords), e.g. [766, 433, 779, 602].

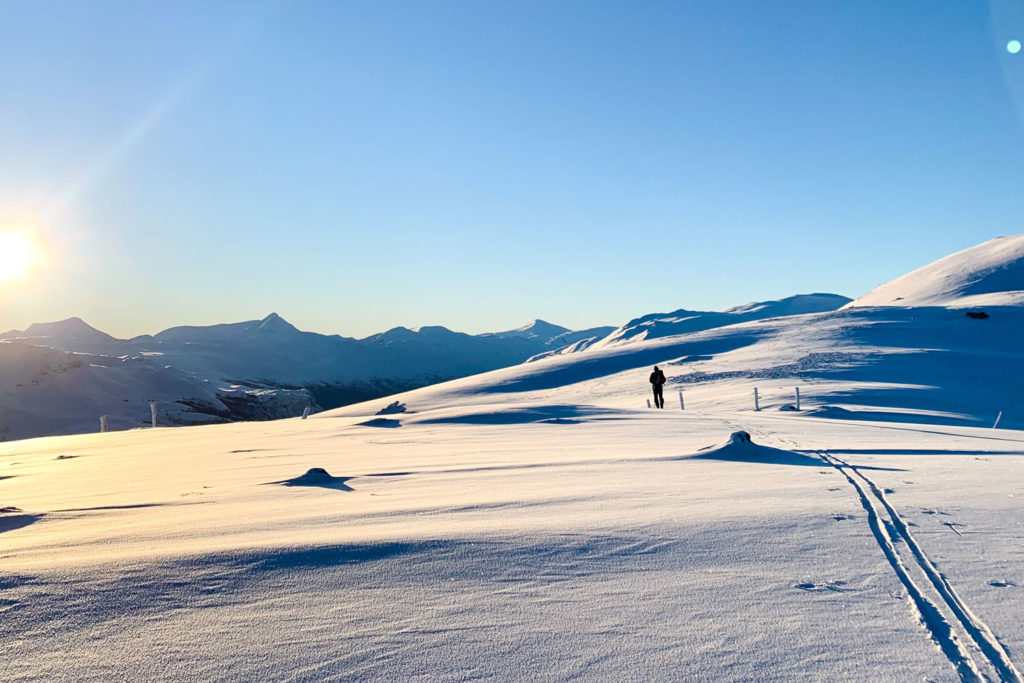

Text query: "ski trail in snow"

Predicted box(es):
[718, 418, 1011, 682]
[823, 451, 1023, 683]
[817, 451, 986, 682]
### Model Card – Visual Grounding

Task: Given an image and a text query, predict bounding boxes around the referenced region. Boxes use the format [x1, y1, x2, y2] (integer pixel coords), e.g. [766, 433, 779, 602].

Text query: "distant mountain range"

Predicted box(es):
[0, 292, 854, 440]
[0, 315, 615, 440]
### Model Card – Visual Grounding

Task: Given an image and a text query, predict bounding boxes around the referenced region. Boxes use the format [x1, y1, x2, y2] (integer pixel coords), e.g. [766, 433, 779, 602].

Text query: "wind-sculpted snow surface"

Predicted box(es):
[3, 397, 1023, 681]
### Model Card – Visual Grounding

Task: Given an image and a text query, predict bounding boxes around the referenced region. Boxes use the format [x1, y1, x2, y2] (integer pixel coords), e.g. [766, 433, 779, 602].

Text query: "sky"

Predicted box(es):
[1, 0, 1023, 339]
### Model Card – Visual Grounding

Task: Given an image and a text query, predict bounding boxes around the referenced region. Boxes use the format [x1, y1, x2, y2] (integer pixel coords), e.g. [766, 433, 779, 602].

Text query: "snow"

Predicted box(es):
[3, 392, 1022, 680]
[491, 318, 571, 339]
[591, 293, 851, 348]
[2, 236, 1023, 680]
[848, 234, 1024, 308]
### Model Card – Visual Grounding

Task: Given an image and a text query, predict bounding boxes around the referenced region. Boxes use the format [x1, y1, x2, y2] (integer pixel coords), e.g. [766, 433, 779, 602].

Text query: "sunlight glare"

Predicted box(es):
[0, 231, 38, 284]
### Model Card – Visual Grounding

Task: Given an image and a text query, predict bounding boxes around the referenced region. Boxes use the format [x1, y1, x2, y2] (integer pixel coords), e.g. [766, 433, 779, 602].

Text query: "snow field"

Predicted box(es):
[3, 394, 1023, 680]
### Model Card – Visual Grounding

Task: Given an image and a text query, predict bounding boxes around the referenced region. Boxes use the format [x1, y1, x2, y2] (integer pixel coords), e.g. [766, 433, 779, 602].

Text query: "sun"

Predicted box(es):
[0, 231, 38, 284]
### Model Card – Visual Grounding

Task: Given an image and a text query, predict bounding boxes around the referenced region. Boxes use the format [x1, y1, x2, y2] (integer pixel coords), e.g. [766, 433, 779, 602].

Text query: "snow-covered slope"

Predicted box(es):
[0, 342, 319, 440]
[591, 293, 851, 348]
[847, 234, 1024, 308]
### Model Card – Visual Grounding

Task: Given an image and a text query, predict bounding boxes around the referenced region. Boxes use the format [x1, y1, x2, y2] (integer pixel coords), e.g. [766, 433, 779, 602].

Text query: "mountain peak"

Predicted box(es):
[255, 313, 299, 334]
[22, 317, 112, 339]
[499, 319, 571, 340]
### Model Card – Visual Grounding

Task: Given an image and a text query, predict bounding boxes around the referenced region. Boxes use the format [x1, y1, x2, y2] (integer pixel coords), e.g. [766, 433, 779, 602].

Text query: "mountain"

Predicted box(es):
[590, 293, 851, 349]
[488, 319, 571, 340]
[3, 317, 122, 355]
[0, 314, 610, 440]
[847, 234, 1024, 308]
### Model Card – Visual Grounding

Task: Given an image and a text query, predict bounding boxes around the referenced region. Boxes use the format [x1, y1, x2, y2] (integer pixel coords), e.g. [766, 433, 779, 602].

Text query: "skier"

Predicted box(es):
[649, 365, 666, 409]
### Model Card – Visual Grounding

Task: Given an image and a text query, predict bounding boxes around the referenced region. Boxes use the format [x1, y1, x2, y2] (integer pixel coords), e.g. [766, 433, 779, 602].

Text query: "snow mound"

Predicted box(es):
[692, 431, 825, 467]
[375, 400, 407, 415]
[728, 430, 752, 444]
[274, 468, 353, 490]
[846, 234, 1024, 308]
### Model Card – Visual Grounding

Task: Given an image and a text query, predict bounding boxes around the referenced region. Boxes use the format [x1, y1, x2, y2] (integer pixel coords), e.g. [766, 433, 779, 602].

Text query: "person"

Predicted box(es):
[649, 365, 666, 408]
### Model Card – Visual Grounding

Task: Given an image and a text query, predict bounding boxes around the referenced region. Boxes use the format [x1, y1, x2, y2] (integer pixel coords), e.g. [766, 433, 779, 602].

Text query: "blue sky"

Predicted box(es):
[1, 0, 1023, 338]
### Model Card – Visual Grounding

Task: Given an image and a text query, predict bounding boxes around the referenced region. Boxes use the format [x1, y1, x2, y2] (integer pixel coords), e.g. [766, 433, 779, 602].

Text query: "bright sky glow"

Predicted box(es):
[0, 231, 38, 285]
[1, 2, 1024, 338]
[1009, 40, 1022, 54]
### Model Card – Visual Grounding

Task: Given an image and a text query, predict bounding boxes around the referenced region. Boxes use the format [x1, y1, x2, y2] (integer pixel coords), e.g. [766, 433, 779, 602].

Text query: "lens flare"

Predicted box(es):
[1009, 40, 1022, 54]
[0, 231, 38, 284]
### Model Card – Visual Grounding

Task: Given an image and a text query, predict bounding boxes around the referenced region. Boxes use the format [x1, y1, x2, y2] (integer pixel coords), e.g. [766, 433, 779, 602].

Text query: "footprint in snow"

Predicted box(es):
[989, 581, 1016, 588]
[883, 488, 895, 494]
[832, 514, 856, 521]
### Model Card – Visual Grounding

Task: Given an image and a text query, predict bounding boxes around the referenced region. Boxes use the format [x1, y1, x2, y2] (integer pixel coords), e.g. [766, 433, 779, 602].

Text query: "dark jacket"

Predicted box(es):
[650, 369, 666, 386]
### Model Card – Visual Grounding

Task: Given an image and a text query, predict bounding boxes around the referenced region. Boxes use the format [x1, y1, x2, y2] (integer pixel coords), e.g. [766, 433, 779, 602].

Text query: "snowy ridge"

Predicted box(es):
[847, 234, 1024, 308]
[591, 293, 851, 349]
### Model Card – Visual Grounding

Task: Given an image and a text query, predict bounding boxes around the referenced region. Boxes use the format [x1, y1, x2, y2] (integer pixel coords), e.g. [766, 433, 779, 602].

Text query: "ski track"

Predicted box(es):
[823, 451, 1023, 683]
[724, 416, 1022, 683]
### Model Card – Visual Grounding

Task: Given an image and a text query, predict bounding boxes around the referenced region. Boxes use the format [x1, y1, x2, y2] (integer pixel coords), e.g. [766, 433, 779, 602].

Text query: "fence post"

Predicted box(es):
[993, 411, 1003, 429]
[754, 388, 760, 411]
[100, 415, 108, 433]
[679, 391, 685, 410]
[795, 387, 801, 411]
[647, 399, 652, 409]
[302, 406, 311, 420]
[150, 401, 158, 428]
